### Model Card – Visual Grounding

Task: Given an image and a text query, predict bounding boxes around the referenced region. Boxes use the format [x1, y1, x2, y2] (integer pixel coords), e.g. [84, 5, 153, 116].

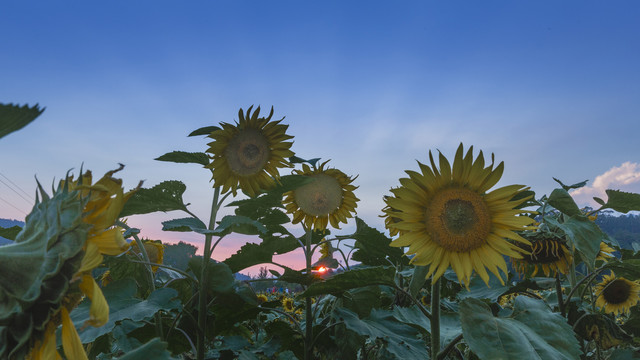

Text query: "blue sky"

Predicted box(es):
[2, 1, 639, 271]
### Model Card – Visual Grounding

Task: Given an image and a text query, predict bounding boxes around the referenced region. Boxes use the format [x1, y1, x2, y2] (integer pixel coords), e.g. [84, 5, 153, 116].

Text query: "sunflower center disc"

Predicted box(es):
[604, 279, 631, 305]
[225, 129, 270, 176]
[294, 174, 343, 216]
[425, 187, 491, 252]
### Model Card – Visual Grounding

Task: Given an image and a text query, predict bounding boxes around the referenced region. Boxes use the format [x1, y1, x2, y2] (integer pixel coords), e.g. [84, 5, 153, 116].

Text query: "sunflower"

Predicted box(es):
[596, 242, 616, 262]
[283, 161, 359, 230]
[205, 106, 295, 197]
[512, 233, 573, 277]
[383, 144, 535, 286]
[257, 294, 269, 304]
[595, 272, 640, 316]
[132, 239, 165, 272]
[0, 167, 137, 360]
[282, 297, 296, 312]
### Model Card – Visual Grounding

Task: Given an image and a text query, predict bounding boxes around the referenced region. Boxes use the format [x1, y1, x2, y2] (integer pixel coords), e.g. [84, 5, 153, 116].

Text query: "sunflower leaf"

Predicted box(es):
[188, 258, 234, 294]
[119, 181, 189, 217]
[574, 314, 632, 349]
[601, 189, 640, 213]
[340, 217, 406, 266]
[552, 177, 589, 191]
[333, 307, 429, 359]
[289, 156, 321, 167]
[409, 266, 429, 297]
[161, 217, 207, 232]
[212, 215, 267, 236]
[188, 125, 221, 137]
[298, 266, 396, 298]
[117, 338, 175, 360]
[0, 103, 45, 140]
[460, 296, 581, 360]
[72, 279, 181, 344]
[603, 259, 640, 279]
[155, 151, 210, 166]
[0, 225, 22, 241]
[547, 188, 582, 217]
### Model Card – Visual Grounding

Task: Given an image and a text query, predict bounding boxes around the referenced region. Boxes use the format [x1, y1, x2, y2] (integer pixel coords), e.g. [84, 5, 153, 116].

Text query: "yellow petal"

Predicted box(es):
[61, 307, 88, 360]
[79, 274, 109, 327]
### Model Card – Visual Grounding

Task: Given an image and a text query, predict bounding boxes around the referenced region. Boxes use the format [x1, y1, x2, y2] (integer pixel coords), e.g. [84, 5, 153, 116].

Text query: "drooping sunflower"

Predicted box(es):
[512, 233, 573, 277]
[283, 161, 359, 230]
[383, 144, 535, 286]
[595, 272, 640, 316]
[205, 106, 295, 197]
[132, 239, 165, 272]
[0, 167, 138, 360]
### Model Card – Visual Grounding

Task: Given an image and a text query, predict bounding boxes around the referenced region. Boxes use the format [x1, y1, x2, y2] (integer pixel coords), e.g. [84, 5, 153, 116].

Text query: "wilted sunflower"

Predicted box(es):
[132, 239, 165, 272]
[595, 272, 640, 316]
[283, 161, 358, 230]
[383, 144, 535, 286]
[0, 167, 137, 360]
[282, 297, 296, 312]
[205, 106, 295, 197]
[512, 233, 573, 277]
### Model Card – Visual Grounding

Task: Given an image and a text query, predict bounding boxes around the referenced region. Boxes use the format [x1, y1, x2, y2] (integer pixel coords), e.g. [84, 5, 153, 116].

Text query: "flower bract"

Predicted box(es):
[206, 106, 294, 197]
[383, 144, 535, 286]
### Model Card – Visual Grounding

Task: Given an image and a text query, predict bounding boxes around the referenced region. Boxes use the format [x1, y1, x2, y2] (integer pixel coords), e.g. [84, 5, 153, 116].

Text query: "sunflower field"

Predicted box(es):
[2, 103, 640, 360]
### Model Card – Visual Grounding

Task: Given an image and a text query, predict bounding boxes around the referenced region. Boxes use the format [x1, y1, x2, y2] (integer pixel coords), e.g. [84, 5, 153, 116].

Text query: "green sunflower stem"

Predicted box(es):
[304, 228, 314, 360]
[555, 272, 566, 317]
[430, 277, 441, 358]
[197, 187, 221, 360]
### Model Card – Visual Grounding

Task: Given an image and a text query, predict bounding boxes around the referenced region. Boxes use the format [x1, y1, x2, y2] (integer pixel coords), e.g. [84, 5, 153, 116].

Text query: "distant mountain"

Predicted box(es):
[0, 218, 24, 245]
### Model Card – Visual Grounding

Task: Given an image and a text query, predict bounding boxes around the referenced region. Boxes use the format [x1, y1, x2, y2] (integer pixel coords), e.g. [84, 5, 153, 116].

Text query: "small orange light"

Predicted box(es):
[317, 266, 328, 273]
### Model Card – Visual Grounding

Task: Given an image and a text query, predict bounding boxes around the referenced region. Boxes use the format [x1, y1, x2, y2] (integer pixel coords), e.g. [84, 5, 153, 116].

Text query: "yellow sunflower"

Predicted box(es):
[596, 242, 616, 262]
[205, 106, 295, 197]
[282, 297, 296, 312]
[595, 272, 640, 316]
[283, 161, 359, 230]
[512, 234, 573, 277]
[383, 144, 535, 286]
[36, 168, 136, 359]
[257, 294, 269, 304]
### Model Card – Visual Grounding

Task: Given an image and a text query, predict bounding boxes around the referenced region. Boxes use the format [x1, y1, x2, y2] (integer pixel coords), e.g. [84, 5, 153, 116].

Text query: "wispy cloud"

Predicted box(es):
[570, 162, 640, 207]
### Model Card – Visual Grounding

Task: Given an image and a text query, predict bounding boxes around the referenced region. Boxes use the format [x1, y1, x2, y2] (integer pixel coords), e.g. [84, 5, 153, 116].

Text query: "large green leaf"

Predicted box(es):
[342, 217, 405, 266]
[298, 266, 396, 298]
[117, 338, 175, 360]
[161, 217, 207, 232]
[392, 306, 461, 350]
[603, 259, 640, 279]
[459, 297, 581, 360]
[0, 103, 44, 140]
[547, 188, 581, 217]
[547, 215, 604, 271]
[188, 258, 234, 294]
[213, 215, 267, 236]
[409, 266, 429, 297]
[119, 181, 189, 217]
[72, 279, 181, 343]
[601, 189, 640, 213]
[334, 307, 429, 359]
[0, 226, 21, 241]
[446, 271, 509, 302]
[155, 151, 209, 166]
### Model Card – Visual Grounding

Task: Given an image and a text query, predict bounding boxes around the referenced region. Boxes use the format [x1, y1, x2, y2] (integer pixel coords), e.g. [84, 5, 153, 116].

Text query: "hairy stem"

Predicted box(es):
[430, 278, 441, 358]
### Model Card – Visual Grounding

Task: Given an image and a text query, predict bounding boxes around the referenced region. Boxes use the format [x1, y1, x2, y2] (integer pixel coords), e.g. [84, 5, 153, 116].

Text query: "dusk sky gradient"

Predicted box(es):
[2, 1, 639, 274]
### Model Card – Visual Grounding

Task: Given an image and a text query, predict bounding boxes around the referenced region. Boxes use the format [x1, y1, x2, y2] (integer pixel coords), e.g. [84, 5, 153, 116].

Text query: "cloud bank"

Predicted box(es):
[570, 162, 640, 207]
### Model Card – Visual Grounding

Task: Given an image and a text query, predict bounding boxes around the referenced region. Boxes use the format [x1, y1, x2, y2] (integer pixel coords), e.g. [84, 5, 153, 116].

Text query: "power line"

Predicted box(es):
[0, 172, 34, 202]
[0, 177, 33, 206]
[0, 195, 28, 217]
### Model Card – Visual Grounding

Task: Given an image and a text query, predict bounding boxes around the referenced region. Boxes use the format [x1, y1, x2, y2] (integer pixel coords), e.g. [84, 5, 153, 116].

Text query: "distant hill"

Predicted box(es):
[0, 218, 24, 245]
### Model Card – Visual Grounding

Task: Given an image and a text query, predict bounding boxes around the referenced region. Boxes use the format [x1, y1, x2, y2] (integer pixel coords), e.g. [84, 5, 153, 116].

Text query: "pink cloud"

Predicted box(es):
[570, 162, 640, 207]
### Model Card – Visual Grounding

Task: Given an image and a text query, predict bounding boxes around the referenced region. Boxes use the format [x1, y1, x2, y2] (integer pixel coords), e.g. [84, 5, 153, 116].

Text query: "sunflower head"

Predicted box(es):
[596, 242, 616, 262]
[1, 167, 138, 360]
[383, 144, 535, 286]
[512, 231, 573, 277]
[257, 294, 269, 304]
[283, 160, 359, 230]
[282, 297, 295, 312]
[132, 239, 165, 272]
[595, 272, 640, 316]
[205, 106, 295, 197]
